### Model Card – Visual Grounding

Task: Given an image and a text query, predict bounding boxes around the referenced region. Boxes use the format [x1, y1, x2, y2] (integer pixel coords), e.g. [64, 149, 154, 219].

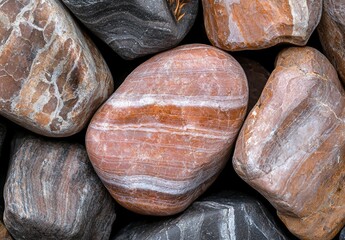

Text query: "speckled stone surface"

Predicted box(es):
[0, 0, 114, 137]
[62, 0, 199, 60]
[236, 57, 269, 113]
[202, 0, 322, 51]
[86, 44, 248, 216]
[113, 191, 290, 240]
[4, 134, 116, 240]
[318, 0, 345, 85]
[233, 47, 345, 240]
[340, 227, 345, 240]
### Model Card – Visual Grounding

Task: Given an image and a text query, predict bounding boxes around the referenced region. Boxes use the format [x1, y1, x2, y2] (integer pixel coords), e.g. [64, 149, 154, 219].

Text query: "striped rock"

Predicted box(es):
[202, 0, 322, 51]
[113, 191, 290, 240]
[0, 0, 114, 137]
[62, 0, 199, 60]
[318, 0, 345, 85]
[233, 47, 345, 240]
[86, 44, 248, 216]
[4, 134, 116, 240]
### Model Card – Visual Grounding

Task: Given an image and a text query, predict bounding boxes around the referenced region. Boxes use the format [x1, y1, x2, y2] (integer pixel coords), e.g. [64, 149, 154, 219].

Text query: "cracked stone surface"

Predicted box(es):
[86, 44, 248, 216]
[202, 0, 322, 51]
[0, 0, 114, 137]
[3, 134, 116, 240]
[113, 191, 290, 240]
[318, 0, 345, 85]
[62, 0, 199, 60]
[233, 47, 345, 240]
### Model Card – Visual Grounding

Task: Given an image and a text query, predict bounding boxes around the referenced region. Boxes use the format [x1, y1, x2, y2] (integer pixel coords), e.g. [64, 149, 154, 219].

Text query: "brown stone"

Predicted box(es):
[233, 47, 345, 240]
[0, 221, 12, 240]
[236, 57, 269, 113]
[86, 44, 248, 216]
[4, 134, 116, 240]
[202, 0, 322, 51]
[318, 0, 345, 85]
[0, 0, 114, 137]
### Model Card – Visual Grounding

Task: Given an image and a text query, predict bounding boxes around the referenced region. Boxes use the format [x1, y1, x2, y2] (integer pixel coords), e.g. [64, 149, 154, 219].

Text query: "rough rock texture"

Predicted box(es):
[62, 0, 199, 60]
[0, 222, 12, 240]
[233, 47, 345, 240]
[113, 191, 289, 240]
[202, 0, 322, 51]
[86, 44, 248, 216]
[3, 134, 116, 240]
[0, 0, 114, 137]
[236, 57, 269, 113]
[318, 0, 345, 85]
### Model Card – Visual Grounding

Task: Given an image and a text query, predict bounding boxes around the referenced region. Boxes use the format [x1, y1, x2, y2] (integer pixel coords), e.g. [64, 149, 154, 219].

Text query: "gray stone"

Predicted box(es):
[340, 227, 345, 240]
[4, 134, 116, 240]
[61, 0, 199, 59]
[113, 191, 290, 240]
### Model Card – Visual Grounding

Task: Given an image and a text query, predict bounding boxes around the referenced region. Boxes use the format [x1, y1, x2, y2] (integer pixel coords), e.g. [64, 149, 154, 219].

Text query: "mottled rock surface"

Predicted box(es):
[0, 0, 114, 137]
[4, 134, 116, 240]
[86, 44, 248, 215]
[340, 227, 345, 240]
[233, 47, 345, 240]
[202, 0, 322, 51]
[0, 222, 12, 240]
[113, 191, 289, 240]
[236, 57, 269, 113]
[62, 0, 198, 60]
[318, 0, 345, 85]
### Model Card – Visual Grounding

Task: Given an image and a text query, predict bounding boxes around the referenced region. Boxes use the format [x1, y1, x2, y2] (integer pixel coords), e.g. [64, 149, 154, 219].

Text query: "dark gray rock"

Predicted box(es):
[340, 227, 345, 240]
[3, 134, 116, 240]
[61, 0, 199, 59]
[113, 191, 290, 240]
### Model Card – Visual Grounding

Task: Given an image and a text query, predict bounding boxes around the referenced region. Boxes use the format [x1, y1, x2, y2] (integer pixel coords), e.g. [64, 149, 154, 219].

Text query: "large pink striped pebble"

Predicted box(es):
[86, 44, 248, 216]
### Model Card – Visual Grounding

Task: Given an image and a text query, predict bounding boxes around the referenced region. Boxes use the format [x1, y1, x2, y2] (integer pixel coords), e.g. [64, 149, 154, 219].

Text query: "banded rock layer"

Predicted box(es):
[113, 191, 289, 240]
[0, 0, 114, 137]
[318, 0, 345, 85]
[86, 44, 248, 215]
[62, 0, 198, 60]
[233, 47, 345, 240]
[4, 134, 116, 240]
[202, 0, 322, 51]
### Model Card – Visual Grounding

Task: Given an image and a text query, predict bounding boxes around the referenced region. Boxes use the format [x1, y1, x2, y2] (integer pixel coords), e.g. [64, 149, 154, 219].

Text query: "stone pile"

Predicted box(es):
[0, 0, 343, 239]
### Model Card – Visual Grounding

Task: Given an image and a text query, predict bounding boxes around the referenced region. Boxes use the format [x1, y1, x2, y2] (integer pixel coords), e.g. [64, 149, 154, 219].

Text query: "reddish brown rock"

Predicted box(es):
[0, 0, 114, 137]
[236, 57, 269, 113]
[0, 222, 12, 240]
[233, 47, 345, 240]
[4, 134, 116, 239]
[318, 0, 345, 85]
[202, 0, 322, 51]
[86, 44, 248, 216]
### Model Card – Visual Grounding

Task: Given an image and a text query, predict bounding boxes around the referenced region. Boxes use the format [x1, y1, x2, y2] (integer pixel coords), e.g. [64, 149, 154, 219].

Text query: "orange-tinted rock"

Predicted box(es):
[233, 47, 345, 240]
[236, 57, 269, 113]
[318, 0, 345, 85]
[86, 44, 248, 216]
[202, 0, 322, 51]
[0, 222, 12, 240]
[0, 0, 114, 137]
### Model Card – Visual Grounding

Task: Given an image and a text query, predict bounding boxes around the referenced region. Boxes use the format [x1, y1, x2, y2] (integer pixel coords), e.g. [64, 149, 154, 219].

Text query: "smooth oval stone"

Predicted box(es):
[318, 0, 345, 85]
[233, 47, 345, 240]
[86, 44, 248, 216]
[202, 0, 322, 51]
[113, 191, 290, 240]
[0, 0, 114, 137]
[62, 0, 199, 60]
[4, 134, 116, 240]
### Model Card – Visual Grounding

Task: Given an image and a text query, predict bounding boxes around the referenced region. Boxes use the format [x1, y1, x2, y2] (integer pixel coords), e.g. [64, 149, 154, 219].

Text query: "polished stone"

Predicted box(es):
[0, 0, 114, 137]
[86, 44, 248, 216]
[233, 47, 345, 240]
